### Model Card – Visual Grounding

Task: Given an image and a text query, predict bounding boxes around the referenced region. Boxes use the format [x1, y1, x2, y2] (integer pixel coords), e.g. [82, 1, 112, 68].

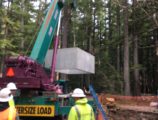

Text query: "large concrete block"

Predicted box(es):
[45, 47, 95, 74]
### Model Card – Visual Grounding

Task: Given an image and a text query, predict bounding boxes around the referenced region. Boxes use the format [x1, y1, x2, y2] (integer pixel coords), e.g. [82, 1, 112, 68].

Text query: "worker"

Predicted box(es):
[0, 88, 18, 120]
[7, 82, 20, 120]
[68, 88, 95, 120]
[7, 82, 17, 96]
[6, 82, 17, 107]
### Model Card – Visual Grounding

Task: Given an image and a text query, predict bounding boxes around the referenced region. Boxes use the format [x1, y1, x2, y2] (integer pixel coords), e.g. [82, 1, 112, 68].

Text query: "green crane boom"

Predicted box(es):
[30, 0, 63, 64]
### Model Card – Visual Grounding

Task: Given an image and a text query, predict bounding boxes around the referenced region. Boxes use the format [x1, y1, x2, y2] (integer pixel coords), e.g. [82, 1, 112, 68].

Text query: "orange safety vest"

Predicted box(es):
[0, 107, 16, 120]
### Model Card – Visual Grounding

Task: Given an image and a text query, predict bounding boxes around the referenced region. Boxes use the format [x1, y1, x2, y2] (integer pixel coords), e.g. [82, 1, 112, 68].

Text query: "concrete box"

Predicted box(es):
[45, 47, 95, 74]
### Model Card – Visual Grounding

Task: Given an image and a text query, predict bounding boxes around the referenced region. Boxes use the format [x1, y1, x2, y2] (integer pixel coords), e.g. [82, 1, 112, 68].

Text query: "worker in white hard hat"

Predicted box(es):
[68, 88, 95, 120]
[7, 82, 17, 96]
[6, 82, 17, 108]
[0, 88, 18, 120]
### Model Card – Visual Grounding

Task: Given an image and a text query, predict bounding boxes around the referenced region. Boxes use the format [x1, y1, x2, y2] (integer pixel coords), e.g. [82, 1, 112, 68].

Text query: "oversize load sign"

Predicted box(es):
[16, 105, 55, 117]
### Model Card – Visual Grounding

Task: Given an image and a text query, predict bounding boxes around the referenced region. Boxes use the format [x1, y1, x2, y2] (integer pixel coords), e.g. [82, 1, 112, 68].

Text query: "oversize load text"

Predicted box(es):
[16, 105, 54, 117]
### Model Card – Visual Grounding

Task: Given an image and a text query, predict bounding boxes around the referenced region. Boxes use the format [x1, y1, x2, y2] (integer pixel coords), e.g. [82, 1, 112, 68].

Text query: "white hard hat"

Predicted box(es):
[7, 82, 17, 90]
[71, 88, 86, 98]
[0, 88, 13, 102]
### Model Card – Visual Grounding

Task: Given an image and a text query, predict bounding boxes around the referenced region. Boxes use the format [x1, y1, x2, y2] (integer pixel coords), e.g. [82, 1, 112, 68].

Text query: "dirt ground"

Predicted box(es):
[108, 108, 158, 120]
[99, 94, 158, 120]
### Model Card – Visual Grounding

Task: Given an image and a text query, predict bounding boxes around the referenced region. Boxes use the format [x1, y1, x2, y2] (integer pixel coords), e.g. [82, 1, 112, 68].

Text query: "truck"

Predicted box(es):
[0, 0, 96, 120]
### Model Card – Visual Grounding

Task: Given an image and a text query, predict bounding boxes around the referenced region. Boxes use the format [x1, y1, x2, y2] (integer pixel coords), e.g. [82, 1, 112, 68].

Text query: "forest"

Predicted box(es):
[0, 0, 158, 96]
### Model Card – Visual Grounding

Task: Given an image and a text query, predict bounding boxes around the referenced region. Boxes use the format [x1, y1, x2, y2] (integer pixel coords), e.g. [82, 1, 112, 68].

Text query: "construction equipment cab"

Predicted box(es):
[0, 0, 64, 90]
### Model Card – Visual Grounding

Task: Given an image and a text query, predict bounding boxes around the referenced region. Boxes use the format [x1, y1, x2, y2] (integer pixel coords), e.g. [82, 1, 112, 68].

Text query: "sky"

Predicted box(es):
[33, 0, 51, 8]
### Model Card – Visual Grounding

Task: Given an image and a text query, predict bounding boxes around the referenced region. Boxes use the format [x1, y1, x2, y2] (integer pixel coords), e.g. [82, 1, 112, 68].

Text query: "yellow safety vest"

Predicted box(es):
[9, 99, 15, 108]
[8, 98, 16, 120]
[68, 98, 95, 120]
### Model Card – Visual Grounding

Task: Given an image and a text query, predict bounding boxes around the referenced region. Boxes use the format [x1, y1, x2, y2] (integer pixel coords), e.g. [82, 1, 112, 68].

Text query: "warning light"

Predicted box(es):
[6, 67, 15, 77]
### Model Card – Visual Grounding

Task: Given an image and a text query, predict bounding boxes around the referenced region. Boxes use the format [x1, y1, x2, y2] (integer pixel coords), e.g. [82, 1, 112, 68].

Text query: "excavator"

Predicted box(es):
[0, 0, 97, 120]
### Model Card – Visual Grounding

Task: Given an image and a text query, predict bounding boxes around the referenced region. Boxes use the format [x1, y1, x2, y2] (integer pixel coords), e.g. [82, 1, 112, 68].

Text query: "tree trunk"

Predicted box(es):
[1, 1, 10, 73]
[20, 0, 25, 50]
[60, 5, 72, 80]
[133, 0, 140, 95]
[123, 0, 131, 95]
[154, 28, 158, 94]
[0, 0, 3, 74]
[61, 6, 71, 48]
[133, 36, 140, 95]
[116, 5, 121, 73]
[116, 5, 123, 94]
[108, 0, 112, 42]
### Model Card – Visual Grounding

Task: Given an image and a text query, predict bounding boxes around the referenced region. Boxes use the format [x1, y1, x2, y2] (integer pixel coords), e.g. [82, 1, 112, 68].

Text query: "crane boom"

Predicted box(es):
[30, 0, 63, 64]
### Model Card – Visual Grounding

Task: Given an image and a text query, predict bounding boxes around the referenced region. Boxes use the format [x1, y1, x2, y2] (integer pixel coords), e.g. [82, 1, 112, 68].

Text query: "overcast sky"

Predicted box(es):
[33, 0, 51, 8]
